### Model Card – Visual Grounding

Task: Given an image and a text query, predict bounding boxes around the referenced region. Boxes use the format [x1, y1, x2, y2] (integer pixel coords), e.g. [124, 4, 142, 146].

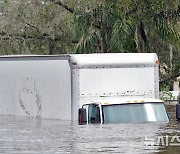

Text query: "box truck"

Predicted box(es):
[0, 53, 169, 124]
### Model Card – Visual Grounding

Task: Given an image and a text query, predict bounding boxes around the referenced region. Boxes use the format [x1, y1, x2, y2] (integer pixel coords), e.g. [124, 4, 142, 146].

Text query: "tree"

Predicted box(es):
[71, 0, 135, 53]
[0, 0, 74, 55]
[71, 0, 180, 54]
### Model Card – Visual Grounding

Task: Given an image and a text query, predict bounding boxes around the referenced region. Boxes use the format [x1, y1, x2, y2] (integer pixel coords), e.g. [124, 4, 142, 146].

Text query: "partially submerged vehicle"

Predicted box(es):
[0, 53, 169, 124]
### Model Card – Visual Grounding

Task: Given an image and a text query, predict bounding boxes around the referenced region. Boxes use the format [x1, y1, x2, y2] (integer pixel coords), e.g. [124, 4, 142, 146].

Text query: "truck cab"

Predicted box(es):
[70, 53, 164, 123]
[79, 98, 169, 124]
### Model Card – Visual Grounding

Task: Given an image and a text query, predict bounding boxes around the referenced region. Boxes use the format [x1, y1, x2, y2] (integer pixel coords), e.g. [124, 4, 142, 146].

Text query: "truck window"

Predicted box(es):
[102, 103, 169, 123]
[88, 104, 100, 124]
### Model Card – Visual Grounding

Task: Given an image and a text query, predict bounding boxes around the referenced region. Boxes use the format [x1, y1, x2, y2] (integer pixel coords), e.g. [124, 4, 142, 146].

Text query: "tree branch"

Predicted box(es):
[25, 22, 41, 33]
[48, 0, 74, 13]
[48, 0, 102, 29]
[0, 31, 78, 43]
[0, 32, 47, 40]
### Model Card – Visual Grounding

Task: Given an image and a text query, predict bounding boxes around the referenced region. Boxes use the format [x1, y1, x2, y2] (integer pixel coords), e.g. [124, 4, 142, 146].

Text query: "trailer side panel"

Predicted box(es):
[0, 58, 71, 120]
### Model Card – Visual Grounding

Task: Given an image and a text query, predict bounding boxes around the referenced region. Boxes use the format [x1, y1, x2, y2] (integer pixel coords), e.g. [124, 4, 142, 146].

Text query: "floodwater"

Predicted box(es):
[0, 105, 179, 154]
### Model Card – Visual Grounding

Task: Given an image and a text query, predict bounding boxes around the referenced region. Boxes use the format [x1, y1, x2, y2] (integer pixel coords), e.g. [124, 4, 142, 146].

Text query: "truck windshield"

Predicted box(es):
[102, 103, 169, 123]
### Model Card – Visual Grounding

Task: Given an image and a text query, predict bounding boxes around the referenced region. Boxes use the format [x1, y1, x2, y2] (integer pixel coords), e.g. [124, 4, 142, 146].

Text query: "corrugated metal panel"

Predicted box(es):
[79, 67, 157, 98]
[0, 59, 71, 120]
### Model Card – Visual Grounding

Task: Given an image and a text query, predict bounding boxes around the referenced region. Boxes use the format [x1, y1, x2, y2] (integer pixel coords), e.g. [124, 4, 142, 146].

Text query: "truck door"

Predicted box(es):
[79, 103, 101, 124]
[88, 104, 101, 124]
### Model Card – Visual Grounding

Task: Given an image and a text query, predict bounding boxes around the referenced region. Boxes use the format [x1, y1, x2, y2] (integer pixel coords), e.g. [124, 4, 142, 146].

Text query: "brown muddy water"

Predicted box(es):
[0, 105, 179, 154]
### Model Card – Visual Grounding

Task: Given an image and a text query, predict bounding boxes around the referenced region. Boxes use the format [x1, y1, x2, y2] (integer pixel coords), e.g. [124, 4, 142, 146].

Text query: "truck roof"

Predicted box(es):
[0, 54, 70, 61]
[0, 53, 158, 68]
[70, 53, 158, 68]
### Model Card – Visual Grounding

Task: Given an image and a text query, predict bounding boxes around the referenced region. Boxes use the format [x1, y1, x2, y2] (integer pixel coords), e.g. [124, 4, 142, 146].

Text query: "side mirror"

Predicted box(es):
[176, 93, 180, 121]
[79, 108, 87, 125]
[176, 104, 180, 121]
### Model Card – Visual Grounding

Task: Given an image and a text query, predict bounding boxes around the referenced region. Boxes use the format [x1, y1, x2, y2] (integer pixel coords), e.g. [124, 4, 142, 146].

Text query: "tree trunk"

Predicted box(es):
[49, 38, 56, 55]
[100, 30, 108, 53]
[169, 44, 173, 72]
[135, 26, 141, 53]
[99, 2, 108, 53]
[135, 22, 148, 53]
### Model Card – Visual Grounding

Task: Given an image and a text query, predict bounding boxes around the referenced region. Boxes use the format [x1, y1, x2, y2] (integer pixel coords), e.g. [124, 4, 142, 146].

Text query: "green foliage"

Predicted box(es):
[160, 82, 176, 101]
[72, 10, 91, 38]
[72, 0, 133, 53]
[76, 30, 100, 54]
[154, 16, 180, 49]
[71, 0, 180, 54]
[1, 0, 179, 55]
[110, 19, 135, 52]
[160, 91, 176, 101]
[0, 0, 74, 55]
[160, 81, 170, 92]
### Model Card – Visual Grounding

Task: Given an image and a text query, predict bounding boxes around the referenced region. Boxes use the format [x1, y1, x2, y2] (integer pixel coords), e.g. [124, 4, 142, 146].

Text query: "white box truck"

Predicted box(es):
[0, 53, 169, 124]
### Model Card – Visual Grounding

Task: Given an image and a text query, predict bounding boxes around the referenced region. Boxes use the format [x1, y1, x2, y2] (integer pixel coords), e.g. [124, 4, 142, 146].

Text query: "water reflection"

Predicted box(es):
[0, 105, 179, 154]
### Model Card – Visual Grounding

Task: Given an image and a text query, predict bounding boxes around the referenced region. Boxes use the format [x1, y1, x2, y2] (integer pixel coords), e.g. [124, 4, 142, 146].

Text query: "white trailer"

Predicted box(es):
[0, 53, 169, 124]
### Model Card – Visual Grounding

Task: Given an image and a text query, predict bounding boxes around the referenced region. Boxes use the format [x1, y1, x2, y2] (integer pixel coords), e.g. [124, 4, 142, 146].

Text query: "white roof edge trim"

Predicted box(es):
[70, 53, 158, 68]
[0, 54, 70, 58]
[0, 53, 159, 67]
[89, 98, 163, 105]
